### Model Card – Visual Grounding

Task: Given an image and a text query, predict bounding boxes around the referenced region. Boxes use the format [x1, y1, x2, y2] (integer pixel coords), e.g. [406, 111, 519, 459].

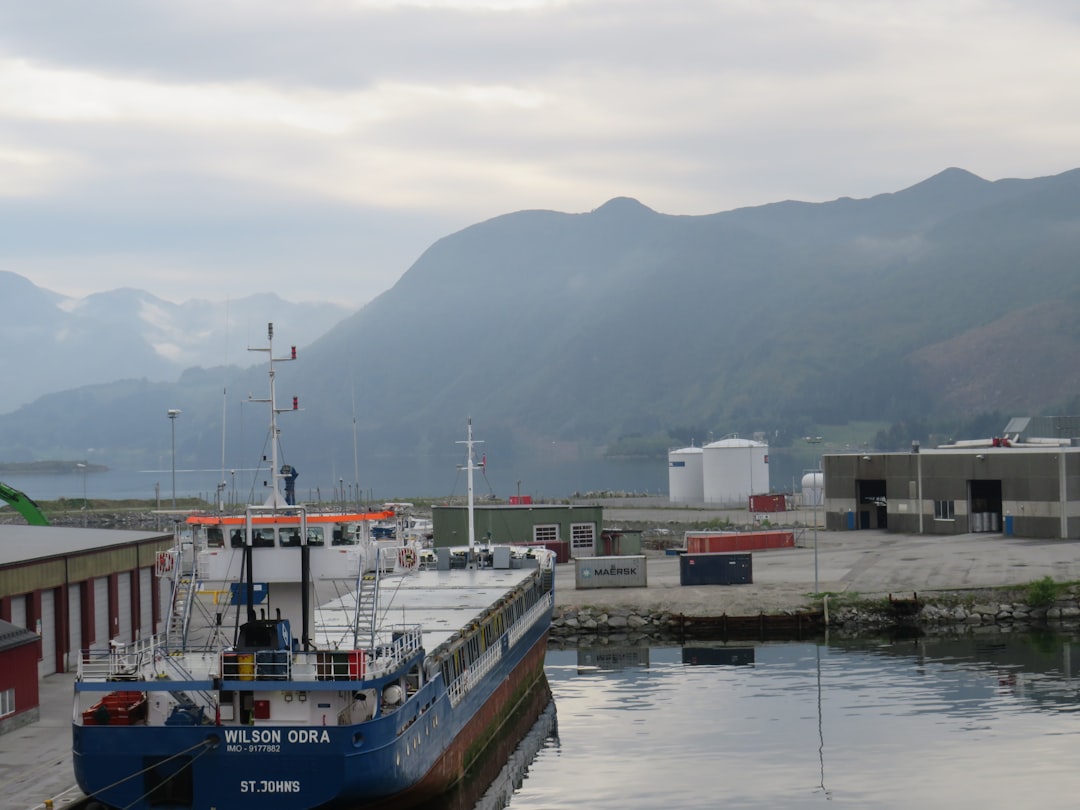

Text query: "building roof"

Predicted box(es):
[0, 619, 39, 652]
[0, 525, 172, 568]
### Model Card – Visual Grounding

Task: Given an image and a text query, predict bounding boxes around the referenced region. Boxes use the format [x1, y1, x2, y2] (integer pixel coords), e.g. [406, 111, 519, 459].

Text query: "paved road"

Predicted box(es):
[1, 671, 85, 810]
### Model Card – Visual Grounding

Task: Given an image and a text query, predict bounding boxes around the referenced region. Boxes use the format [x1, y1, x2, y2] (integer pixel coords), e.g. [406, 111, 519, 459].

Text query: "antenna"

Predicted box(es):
[247, 322, 298, 508]
[457, 417, 483, 566]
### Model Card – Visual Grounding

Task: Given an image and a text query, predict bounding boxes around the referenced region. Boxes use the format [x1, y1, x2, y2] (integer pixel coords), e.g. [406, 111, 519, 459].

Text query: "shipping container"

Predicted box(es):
[684, 530, 794, 554]
[679, 553, 752, 586]
[748, 493, 788, 512]
[574, 556, 647, 589]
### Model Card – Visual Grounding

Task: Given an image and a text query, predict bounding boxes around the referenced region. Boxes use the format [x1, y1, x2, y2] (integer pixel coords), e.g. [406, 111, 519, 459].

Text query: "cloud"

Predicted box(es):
[0, 0, 1078, 304]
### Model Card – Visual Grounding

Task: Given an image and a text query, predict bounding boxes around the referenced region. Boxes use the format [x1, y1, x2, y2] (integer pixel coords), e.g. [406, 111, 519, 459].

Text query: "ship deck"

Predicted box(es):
[314, 561, 541, 651]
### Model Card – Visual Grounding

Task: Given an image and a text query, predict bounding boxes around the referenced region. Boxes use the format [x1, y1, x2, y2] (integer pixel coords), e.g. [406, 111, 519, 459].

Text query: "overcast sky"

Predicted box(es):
[2, 0, 1079, 307]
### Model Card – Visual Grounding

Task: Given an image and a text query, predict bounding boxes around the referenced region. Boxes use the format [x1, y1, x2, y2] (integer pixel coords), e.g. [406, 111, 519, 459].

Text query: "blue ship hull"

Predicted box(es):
[73, 613, 548, 807]
[74, 601, 551, 810]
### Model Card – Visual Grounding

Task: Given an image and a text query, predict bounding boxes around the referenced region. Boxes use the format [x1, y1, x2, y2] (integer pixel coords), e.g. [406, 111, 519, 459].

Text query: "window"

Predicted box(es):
[934, 500, 955, 520]
[571, 523, 596, 555]
[0, 688, 14, 718]
[533, 524, 558, 544]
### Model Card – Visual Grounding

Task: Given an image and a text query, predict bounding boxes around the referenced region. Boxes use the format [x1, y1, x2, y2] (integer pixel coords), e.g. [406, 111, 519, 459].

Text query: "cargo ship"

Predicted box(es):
[72, 324, 556, 810]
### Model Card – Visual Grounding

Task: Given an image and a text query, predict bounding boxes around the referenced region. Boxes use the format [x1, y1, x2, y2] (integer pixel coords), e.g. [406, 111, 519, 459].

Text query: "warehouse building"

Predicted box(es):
[822, 441, 1080, 539]
[0, 526, 174, 677]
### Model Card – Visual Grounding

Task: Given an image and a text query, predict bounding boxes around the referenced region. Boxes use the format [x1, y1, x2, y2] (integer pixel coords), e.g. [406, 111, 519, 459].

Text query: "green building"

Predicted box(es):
[431, 504, 603, 558]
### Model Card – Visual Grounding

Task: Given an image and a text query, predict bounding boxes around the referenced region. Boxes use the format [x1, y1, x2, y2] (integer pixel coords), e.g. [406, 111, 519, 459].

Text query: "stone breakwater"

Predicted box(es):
[552, 589, 1080, 640]
[829, 593, 1080, 635]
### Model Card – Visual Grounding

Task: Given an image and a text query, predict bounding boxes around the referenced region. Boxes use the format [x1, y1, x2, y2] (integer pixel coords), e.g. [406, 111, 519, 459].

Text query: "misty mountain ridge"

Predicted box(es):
[2, 167, 1080, 497]
[0, 274, 352, 414]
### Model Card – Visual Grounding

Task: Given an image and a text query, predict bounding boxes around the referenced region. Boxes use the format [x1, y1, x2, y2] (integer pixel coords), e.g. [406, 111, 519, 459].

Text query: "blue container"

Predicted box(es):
[679, 553, 752, 586]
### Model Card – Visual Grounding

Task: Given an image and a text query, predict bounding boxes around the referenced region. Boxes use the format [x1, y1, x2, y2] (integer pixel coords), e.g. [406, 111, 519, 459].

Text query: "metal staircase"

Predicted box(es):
[354, 572, 379, 649]
[167, 573, 197, 650]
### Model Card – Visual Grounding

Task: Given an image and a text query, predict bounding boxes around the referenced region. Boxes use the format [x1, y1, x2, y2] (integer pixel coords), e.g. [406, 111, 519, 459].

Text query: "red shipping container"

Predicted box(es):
[748, 493, 787, 512]
[685, 531, 794, 554]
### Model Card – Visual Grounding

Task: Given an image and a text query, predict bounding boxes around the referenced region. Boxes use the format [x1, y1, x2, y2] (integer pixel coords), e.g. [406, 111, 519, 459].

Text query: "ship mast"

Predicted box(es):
[248, 322, 297, 508]
[457, 418, 483, 565]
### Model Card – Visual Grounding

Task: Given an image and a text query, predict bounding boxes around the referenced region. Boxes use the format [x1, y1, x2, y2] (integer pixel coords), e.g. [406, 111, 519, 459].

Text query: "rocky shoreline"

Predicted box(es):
[551, 585, 1080, 643]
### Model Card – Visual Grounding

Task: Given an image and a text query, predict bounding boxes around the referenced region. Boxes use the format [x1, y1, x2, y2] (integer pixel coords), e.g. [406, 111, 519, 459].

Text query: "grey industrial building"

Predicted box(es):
[823, 443, 1080, 539]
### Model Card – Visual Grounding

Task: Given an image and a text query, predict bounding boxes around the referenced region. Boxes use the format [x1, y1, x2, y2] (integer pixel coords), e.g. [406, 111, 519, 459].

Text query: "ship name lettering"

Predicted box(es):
[240, 779, 301, 793]
[288, 729, 331, 744]
[225, 729, 282, 744]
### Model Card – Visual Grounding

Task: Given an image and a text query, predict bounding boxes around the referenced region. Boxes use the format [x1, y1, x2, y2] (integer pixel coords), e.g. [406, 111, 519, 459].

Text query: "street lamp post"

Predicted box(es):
[168, 409, 181, 508]
[77, 462, 87, 527]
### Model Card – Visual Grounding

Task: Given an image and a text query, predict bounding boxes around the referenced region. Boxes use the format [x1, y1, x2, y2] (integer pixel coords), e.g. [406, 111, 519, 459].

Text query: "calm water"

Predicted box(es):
[0, 454, 668, 504]
[485, 634, 1080, 809]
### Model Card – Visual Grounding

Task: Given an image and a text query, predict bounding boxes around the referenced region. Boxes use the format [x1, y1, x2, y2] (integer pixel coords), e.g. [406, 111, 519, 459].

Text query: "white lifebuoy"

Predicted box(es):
[398, 547, 418, 569]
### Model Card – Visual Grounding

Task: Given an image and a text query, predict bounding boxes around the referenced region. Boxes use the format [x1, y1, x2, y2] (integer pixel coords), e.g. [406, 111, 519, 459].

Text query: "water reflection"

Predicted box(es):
[415, 674, 557, 810]
[520, 634, 1080, 809]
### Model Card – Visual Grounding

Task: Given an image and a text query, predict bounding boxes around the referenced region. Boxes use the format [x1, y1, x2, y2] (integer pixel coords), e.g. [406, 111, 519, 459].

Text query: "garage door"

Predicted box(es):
[9, 594, 26, 630]
[92, 577, 109, 654]
[140, 568, 154, 639]
[38, 589, 56, 677]
[68, 583, 83, 671]
[117, 572, 133, 642]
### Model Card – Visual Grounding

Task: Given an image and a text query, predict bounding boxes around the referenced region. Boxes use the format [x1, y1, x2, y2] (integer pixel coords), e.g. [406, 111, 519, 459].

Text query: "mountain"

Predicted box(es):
[2, 168, 1080, 496]
[0, 276, 352, 414]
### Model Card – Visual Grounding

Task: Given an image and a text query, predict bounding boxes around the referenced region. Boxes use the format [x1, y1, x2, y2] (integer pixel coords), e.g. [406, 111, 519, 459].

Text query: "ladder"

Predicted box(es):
[354, 571, 379, 649]
[167, 574, 196, 650]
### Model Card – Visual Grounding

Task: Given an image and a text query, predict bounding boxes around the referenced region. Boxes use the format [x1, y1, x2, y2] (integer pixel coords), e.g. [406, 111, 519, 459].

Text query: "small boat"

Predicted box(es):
[72, 323, 556, 810]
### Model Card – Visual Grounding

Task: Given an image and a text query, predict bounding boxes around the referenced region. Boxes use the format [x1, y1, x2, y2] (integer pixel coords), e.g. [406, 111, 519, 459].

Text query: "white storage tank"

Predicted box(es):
[702, 437, 769, 507]
[801, 471, 824, 507]
[668, 446, 704, 504]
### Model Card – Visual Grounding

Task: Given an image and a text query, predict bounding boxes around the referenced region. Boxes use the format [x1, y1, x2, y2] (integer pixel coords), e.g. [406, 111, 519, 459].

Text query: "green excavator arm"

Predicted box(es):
[0, 481, 49, 525]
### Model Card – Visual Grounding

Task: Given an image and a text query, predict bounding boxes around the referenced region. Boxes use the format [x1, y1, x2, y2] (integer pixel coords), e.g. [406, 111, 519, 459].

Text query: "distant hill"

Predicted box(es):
[0, 276, 352, 414]
[2, 168, 1079, 493]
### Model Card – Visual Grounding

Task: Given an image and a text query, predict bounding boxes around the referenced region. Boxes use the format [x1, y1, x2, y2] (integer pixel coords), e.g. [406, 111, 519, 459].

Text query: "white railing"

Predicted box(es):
[508, 593, 553, 648]
[448, 637, 503, 708]
[78, 634, 167, 681]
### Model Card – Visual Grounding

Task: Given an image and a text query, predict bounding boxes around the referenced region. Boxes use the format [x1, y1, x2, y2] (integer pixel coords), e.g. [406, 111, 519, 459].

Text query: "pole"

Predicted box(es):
[78, 463, 87, 527]
[813, 486, 819, 595]
[168, 409, 181, 508]
[913, 440, 923, 535]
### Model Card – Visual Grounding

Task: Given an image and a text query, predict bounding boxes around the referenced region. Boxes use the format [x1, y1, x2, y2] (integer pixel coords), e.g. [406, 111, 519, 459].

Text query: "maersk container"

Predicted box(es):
[668, 446, 705, 504]
[574, 556, 648, 589]
[679, 552, 753, 586]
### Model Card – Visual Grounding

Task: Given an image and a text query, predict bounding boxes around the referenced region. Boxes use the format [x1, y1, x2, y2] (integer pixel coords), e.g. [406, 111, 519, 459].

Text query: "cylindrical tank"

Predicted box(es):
[702, 437, 769, 507]
[801, 471, 824, 507]
[668, 446, 704, 504]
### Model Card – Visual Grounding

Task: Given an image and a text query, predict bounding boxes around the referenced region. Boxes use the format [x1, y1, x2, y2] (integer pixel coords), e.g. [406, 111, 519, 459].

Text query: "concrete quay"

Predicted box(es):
[1, 671, 86, 810]
[554, 529, 1080, 618]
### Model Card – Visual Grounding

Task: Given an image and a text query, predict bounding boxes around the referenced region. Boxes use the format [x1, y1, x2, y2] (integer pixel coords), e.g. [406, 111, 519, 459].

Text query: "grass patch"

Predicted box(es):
[1025, 576, 1062, 609]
